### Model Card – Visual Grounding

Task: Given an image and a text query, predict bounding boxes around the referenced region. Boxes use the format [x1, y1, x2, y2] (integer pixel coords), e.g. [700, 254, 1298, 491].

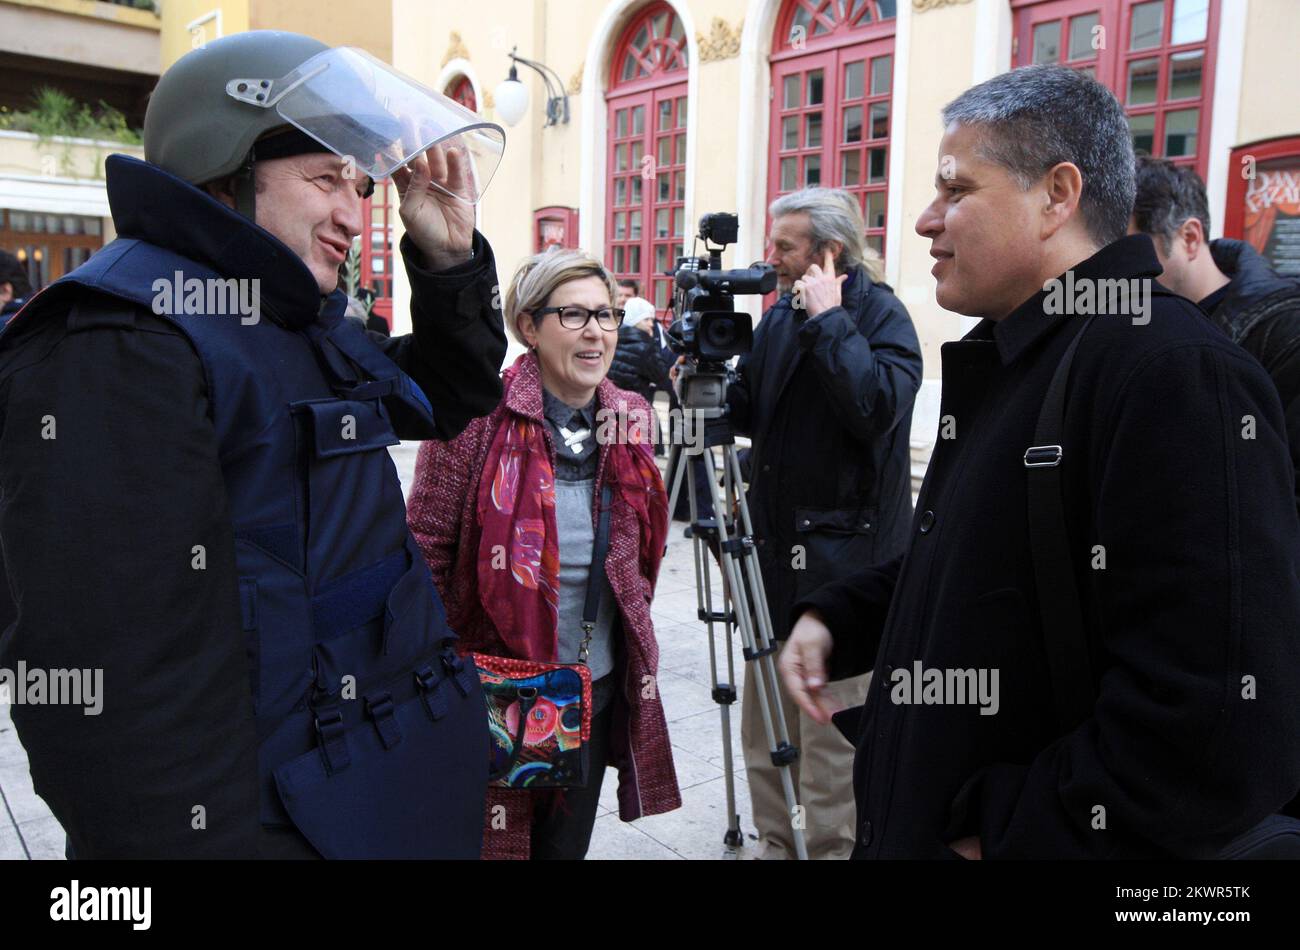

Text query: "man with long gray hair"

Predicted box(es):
[725, 186, 922, 859]
[781, 65, 1300, 858]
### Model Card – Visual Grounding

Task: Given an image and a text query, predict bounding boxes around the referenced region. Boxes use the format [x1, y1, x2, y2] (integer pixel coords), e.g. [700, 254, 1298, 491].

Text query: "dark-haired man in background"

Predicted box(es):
[615, 277, 641, 309]
[1130, 155, 1300, 514]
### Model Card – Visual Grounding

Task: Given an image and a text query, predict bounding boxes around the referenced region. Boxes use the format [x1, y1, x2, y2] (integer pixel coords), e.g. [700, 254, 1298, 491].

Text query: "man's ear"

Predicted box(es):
[1179, 217, 1208, 259]
[1040, 161, 1084, 240]
[204, 175, 237, 210]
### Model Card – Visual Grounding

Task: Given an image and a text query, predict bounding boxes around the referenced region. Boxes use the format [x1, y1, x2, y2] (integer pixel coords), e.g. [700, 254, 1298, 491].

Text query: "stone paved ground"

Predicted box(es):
[1, 440, 766, 860]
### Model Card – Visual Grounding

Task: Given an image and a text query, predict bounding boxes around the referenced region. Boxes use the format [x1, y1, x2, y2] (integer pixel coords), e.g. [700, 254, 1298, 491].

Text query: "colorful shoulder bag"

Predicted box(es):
[474, 485, 612, 790]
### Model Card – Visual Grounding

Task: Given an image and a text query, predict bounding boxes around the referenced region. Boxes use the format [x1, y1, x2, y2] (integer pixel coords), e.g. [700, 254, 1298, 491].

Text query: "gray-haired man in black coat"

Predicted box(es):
[781, 66, 1300, 859]
[726, 187, 922, 859]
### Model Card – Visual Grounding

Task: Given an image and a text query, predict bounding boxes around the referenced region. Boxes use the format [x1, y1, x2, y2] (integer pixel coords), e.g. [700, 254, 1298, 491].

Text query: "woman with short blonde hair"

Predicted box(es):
[503, 248, 619, 346]
[407, 247, 681, 860]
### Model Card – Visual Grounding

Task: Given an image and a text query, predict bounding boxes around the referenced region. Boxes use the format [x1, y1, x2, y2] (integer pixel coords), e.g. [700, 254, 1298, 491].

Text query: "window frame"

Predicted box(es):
[1012, 0, 1220, 178]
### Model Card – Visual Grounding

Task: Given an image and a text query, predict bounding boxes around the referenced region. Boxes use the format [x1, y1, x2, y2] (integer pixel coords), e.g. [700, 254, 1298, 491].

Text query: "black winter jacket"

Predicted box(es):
[795, 236, 1300, 859]
[608, 323, 668, 404]
[727, 265, 922, 640]
[1208, 239, 1300, 515]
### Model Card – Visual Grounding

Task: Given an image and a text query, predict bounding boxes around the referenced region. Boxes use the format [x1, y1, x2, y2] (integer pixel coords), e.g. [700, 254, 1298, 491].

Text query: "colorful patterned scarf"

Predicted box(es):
[475, 354, 668, 661]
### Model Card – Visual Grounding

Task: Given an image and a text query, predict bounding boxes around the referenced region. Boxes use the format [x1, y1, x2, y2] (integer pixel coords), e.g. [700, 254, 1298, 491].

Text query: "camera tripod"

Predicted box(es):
[664, 361, 808, 860]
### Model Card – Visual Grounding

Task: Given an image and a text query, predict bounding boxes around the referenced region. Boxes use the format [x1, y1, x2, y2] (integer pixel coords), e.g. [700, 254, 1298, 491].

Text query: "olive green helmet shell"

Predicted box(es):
[144, 31, 331, 185]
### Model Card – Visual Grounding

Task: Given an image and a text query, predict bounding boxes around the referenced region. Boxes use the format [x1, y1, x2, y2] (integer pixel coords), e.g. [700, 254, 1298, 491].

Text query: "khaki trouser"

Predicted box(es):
[740, 640, 869, 860]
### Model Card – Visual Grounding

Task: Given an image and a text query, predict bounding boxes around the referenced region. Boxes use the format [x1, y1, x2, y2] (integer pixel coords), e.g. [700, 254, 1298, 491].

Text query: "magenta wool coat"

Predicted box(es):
[406, 353, 681, 859]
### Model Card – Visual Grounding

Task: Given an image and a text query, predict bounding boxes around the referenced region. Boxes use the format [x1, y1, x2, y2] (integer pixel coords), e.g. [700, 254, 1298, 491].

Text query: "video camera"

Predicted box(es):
[667, 213, 776, 365]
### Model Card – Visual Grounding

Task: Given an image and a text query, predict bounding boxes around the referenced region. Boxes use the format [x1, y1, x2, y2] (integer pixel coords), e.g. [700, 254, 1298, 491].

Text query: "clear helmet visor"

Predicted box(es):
[227, 47, 504, 204]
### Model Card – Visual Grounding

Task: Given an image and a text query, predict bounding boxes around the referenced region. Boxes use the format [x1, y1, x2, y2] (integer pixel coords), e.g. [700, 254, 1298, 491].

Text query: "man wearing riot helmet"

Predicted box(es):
[0, 31, 507, 858]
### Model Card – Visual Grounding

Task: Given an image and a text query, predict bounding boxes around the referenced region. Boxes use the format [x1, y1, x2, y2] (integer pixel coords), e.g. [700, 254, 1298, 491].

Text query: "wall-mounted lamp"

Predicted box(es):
[493, 46, 570, 128]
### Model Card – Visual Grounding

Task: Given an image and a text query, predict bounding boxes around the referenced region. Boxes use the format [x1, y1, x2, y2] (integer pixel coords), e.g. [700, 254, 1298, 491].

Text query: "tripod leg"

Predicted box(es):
[664, 439, 684, 541]
[704, 446, 809, 860]
[686, 449, 745, 853]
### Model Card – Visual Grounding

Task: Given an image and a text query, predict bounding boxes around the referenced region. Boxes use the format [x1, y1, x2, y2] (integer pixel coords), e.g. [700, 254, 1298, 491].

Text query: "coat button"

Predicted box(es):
[762, 464, 771, 472]
[859, 819, 873, 847]
[800, 519, 811, 528]
[918, 510, 935, 534]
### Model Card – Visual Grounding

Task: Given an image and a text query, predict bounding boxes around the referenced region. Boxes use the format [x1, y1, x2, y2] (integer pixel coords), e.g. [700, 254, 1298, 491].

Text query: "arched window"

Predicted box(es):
[606, 2, 689, 310]
[768, 1, 898, 260]
[445, 74, 478, 113]
[1013, 0, 1219, 177]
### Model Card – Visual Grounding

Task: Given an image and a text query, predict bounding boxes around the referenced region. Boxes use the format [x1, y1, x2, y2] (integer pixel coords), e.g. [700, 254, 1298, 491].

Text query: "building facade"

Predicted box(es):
[5, 0, 1296, 446]
[0, 0, 159, 289]
[390, 0, 1300, 453]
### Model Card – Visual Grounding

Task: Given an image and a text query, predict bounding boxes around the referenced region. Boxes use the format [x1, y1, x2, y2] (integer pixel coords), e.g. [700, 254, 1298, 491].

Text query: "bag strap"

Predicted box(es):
[578, 484, 614, 665]
[486, 687, 538, 782]
[1025, 316, 1097, 733]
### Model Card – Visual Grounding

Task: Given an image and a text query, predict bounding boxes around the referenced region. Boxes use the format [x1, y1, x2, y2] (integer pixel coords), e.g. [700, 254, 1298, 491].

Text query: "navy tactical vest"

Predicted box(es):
[7, 157, 487, 858]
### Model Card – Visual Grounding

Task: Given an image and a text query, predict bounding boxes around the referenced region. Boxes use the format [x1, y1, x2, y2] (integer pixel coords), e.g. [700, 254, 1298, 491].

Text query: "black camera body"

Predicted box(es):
[668, 213, 775, 365]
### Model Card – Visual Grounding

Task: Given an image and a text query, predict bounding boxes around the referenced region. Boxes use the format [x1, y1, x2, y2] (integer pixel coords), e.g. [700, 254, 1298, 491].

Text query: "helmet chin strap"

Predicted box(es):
[233, 156, 257, 221]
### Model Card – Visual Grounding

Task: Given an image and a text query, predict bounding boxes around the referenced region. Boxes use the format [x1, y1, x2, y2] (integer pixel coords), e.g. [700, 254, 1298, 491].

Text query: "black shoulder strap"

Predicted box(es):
[1025, 316, 1097, 732]
[578, 484, 614, 664]
[65, 296, 138, 333]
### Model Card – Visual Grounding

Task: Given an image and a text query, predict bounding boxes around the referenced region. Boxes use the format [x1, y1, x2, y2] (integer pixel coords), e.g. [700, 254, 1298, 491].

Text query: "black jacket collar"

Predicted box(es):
[105, 154, 332, 330]
[1210, 239, 1300, 323]
[990, 234, 1164, 366]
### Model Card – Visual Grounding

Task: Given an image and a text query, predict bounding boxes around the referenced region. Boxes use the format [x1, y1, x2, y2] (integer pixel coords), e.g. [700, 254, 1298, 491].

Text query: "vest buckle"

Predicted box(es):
[314, 704, 352, 774]
[364, 691, 403, 749]
[414, 665, 448, 721]
[441, 646, 475, 698]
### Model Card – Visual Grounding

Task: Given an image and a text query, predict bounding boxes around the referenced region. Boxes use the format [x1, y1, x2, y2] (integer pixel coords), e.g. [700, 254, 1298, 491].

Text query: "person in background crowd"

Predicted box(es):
[407, 248, 682, 860]
[725, 186, 923, 859]
[609, 297, 672, 459]
[781, 65, 1300, 859]
[0, 249, 33, 327]
[615, 277, 640, 309]
[1129, 155, 1300, 515]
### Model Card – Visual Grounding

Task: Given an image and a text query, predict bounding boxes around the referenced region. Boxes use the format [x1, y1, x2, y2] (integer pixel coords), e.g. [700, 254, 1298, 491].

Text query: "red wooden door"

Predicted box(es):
[768, 1, 897, 263]
[1014, 0, 1113, 81]
[1112, 0, 1218, 175]
[1013, 0, 1219, 177]
[606, 2, 689, 313]
[359, 179, 393, 328]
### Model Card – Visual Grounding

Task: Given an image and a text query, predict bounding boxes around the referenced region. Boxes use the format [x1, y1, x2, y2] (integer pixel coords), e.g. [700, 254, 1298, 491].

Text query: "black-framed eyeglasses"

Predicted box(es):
[535, 306, 626, 330]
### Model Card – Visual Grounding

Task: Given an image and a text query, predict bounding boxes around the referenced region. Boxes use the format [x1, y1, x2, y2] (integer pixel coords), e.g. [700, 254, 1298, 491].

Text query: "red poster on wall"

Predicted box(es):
[1225, 137, 1300, 279]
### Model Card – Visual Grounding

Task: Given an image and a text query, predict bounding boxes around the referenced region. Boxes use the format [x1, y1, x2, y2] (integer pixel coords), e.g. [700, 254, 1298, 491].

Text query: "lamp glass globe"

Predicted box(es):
[494, 79, 530, 127]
